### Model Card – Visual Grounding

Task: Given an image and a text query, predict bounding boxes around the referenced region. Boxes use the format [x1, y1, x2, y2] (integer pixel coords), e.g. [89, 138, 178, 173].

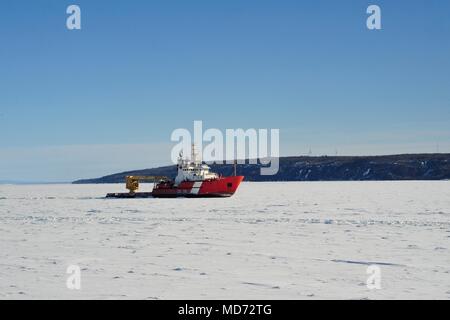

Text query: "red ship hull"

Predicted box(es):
[152, 176, 244, 198]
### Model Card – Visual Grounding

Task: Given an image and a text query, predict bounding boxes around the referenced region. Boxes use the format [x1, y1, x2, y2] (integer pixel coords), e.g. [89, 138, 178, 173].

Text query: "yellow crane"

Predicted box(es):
[125, 175, 169, 195]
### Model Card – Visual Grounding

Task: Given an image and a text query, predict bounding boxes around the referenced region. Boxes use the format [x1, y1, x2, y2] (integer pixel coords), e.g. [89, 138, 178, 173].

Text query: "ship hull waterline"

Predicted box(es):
[152, 176, 244, 198]
[106, 176, 245, 199]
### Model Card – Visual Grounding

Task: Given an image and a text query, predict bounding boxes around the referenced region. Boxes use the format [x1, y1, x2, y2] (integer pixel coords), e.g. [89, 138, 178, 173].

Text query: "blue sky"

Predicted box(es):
[0, 0, 449, 182]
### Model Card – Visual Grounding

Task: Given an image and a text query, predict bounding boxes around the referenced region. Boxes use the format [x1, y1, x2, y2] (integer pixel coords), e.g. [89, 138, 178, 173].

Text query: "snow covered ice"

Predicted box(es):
[0, 181, 449, 299]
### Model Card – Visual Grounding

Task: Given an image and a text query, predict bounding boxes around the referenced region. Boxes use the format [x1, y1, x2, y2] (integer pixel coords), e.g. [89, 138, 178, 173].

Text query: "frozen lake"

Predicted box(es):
[0, 181, 449, 299]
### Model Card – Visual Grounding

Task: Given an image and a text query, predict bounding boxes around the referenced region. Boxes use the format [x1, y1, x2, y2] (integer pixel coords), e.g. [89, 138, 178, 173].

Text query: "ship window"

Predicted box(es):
[227, 183, 232, 188]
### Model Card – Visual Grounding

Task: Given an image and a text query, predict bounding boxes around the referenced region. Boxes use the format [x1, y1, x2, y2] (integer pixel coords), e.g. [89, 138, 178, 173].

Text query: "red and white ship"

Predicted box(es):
[152, 146, 244, 198]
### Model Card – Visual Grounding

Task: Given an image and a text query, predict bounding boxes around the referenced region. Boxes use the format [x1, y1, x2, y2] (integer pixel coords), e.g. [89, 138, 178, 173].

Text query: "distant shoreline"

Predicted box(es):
[1, 180, 450, 186]
[3, 154, 449, 185]
[0, 181, 71, 185]
[73, 153, 450, 184]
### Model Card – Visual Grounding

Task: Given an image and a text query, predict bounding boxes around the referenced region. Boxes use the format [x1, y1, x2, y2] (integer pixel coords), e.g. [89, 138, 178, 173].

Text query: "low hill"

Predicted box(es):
[72, 153, 450, 184]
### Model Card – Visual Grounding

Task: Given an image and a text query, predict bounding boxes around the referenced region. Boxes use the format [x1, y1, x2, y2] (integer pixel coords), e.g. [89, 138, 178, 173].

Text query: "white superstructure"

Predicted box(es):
[174, 144, 219, 185]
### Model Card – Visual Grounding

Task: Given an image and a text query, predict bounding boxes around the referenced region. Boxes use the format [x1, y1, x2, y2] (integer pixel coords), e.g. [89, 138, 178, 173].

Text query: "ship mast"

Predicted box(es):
[191, 143, 196, 163]
[191, 143, 202, 164]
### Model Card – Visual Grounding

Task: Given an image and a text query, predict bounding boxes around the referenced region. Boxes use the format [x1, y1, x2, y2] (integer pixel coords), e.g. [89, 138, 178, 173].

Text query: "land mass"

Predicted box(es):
[72, 153, 450, 184]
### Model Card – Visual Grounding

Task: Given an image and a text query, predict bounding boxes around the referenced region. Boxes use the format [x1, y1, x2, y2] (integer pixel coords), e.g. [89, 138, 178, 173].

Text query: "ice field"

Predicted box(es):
[0, 181, 449, 299]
